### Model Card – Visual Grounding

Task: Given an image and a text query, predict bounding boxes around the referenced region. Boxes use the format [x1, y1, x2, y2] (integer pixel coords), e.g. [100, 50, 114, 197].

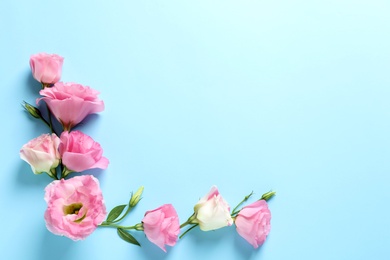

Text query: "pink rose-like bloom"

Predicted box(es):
[44, 175, 106, 240]
[30, 53, 64, 84]
[59, 131, 109, 173]
[37, 82, 104, 130]
[142, 204, 180, 252]
[20, 133, 60, 174]
[235, 200, 271, 248]
[193, 186, 233, 231]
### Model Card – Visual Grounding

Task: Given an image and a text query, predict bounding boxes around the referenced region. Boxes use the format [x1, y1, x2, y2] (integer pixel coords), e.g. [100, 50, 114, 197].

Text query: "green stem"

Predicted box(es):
[99, 222, 144, 231]
[180, 220, 190, 229]
[99, 222, 137, 230]
[40, 117, 51, 128]
[22, 101, 51, 128]
[179, 224, 198, 239]
[231, 191, 253, 216]
[180, 213, 197, 228]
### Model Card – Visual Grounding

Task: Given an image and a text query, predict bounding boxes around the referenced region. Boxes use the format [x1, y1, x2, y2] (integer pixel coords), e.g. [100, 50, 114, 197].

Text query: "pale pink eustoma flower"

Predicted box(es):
[193, 186, 233, 231]
[59, 131, 109, 173]
[44, 175, 106, 240]
[20, 133, 60, 174]
[235, 200, 271, 248]
[30, 53, 64, 84]
[37, 82, 104, 130]
[142, 204, 180, 252]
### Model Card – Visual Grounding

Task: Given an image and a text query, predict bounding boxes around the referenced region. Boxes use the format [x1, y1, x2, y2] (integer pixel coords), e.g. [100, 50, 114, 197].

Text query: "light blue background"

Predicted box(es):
[1, 1, 390, 259]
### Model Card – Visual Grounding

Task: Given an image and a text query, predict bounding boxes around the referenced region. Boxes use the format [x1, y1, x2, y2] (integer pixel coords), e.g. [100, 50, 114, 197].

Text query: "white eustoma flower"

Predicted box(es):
[20, 133, 61, 175]
[194, 186, 233, 231]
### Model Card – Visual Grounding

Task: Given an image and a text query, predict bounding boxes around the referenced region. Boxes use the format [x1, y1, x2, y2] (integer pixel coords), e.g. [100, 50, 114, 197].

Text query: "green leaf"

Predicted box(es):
[117, 228, 141, 246]
[106, 204, 127, 222]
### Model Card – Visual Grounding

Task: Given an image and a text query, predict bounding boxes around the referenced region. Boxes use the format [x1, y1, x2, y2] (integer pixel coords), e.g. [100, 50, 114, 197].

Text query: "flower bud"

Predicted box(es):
[23, 101, 42, 119]
[129, 186, 144, 207]
[142, 204, 179, 252]
[30, 53, 63, 84]
[260, 191, 276, 201]
[235, 200, 271, 248]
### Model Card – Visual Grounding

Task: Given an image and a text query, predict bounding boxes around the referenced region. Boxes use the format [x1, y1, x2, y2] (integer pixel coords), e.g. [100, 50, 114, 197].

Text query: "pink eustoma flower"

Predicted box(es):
[44, 175, 106, 241]
[235, 200, 271, 248]
[20, 133, 60, 175]
[142, 204, 180, 252]
[37, 82, 104, 130]
[30, 53, 64, 84]
[59, 131, 109, 173]
[193, 186, 233, 231]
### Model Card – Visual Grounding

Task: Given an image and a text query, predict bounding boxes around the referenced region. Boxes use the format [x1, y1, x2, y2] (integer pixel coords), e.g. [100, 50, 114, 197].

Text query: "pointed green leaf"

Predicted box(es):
[117, 228, 141, 246]
[106, 204, 127, 222]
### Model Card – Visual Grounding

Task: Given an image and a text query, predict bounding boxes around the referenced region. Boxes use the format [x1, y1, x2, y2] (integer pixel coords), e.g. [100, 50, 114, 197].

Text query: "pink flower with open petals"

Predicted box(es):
[142, 204, 180, 252]
[37, 82, 104, 130]
[30, 53, 64, 84]
[20, 133, 60, 175]
[59, 131, 109, 173]
[235, 200, 271, 248]
[44, 175, 106, 240]
[193, 186, 233, 231]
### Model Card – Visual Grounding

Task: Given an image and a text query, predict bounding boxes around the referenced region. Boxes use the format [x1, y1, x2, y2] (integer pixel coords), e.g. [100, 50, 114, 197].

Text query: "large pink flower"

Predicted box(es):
[44, 175, 106, 240]
[30, 53, 64, 84]
[235, 200, 271, 248]
[20, 133, 60, 175]
[37, 82, 104, 130]
[59, 131, 109, 173]
[142, 204, 180, 252]
[193, 186, 233, 231]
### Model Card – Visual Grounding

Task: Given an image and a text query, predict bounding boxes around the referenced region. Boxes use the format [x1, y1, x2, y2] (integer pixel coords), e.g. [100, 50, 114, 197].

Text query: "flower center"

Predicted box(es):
[63, 203, 83, 215]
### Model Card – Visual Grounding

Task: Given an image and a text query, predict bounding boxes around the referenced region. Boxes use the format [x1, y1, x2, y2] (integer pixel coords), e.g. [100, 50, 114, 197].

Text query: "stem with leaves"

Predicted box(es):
[98, 186, 145, 246]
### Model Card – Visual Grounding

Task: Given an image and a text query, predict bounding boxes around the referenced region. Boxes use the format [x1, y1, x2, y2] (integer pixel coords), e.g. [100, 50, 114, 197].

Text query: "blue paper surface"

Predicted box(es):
[1, 1, 390, 259]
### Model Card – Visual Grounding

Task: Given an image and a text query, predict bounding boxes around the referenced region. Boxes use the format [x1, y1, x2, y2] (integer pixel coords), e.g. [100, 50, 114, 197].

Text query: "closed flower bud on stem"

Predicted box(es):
[22, 101, 53, 131]
[30, 52, 63, 84]
[129, 186, 144, 207]
[260, 191, 276, 201]
[23, 101, 42, 119]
